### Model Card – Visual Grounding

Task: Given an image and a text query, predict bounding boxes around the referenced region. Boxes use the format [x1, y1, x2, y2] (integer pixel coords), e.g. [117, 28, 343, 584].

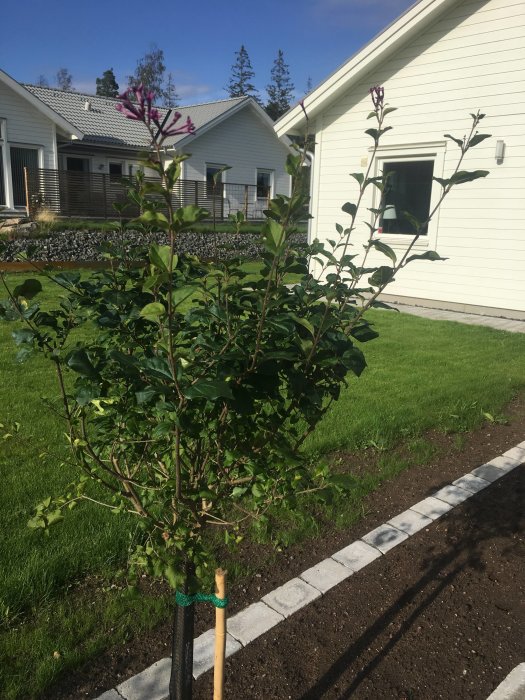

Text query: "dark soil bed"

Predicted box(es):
[46, 397, 525, 700]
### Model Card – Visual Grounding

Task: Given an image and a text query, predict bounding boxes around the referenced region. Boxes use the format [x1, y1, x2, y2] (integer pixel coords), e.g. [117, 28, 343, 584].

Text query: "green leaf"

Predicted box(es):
[165, 564, 183, 590]
[449, 169, 489, 185]
[150, 244, 178, 272]
[342, 347, 367, 376]
[368, 266, 394, 287]
[135, 387, 159, 404]
[444, 134, 464, 148]
[12, 328, 35, 346]
[174, 205, 209, 227]
[468, 133, 491, 148]
[350, 324, 379, 343]
[141, 356, 173, 380]
[183, 379, 233, 401]
[341, 202, 357, 218]
[290, 314, 315, 336]
[262, 219, 285, 252]
[12, 279, 42, 300]
[66, 349, 98, 378]
[406, 250, 447, 264]
[232, 486, 248, 498]
[382, 107, 397, 117]
[349, 172, 364, 185]
[369, 239, 397, 264]
[172, 285, 199, 308]
[140, 302, 166, 321]
[251, 483, 264, 498]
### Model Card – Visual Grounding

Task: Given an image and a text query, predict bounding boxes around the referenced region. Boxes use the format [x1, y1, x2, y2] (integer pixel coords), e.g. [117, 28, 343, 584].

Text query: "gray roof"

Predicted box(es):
[24, 86, 251, 149]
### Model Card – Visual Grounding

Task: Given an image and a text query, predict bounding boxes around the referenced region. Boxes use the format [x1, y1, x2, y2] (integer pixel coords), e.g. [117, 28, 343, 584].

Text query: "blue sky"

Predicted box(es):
[1, 0, 415, 105]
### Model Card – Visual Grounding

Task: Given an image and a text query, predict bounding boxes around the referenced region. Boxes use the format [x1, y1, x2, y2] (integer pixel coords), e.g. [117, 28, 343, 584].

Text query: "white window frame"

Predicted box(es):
[371, 141, 446, 250]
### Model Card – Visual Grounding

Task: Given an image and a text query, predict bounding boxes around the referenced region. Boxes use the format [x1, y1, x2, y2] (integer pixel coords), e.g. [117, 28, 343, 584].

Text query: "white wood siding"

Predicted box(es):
[0, 81, 57, 210]
[312, 0, 525, 313]
[0, 81, 56, 168]
[182, 105, 291, 195]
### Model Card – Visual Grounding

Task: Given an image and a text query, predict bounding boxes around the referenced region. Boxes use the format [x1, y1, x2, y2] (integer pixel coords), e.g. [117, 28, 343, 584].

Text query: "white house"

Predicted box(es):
[0, 69, 292, 218]
[275, 0, 525, 319]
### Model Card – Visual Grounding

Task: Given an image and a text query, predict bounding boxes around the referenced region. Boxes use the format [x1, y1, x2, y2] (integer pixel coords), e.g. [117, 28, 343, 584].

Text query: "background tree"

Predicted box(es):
[305, 76, 313, 94]
[96, 68, 119, 98]
[164, 72, 179, 108]
[128, 44, 167, 101]
[36, 74, 49, 88]
[226, 44, 259, 102]
[56, 68, 74, 92]
[265, 49, 295, 120]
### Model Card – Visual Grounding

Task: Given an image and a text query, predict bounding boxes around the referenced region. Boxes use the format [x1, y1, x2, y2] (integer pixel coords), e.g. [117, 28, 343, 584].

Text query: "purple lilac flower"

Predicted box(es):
[116, 85, 195, 139]
[370, 86, 385, 109]
[299, 99, 308, 121]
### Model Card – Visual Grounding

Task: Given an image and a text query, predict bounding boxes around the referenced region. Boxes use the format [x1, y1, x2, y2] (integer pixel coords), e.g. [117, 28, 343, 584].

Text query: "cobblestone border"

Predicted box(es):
[97, 441, 525, 700]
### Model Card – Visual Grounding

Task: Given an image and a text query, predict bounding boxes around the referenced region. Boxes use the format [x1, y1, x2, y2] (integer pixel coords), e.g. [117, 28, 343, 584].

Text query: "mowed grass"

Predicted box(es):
[1, 267, 525, 698]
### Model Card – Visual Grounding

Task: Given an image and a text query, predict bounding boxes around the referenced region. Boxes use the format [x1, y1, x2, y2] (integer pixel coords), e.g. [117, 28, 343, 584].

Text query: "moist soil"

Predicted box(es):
[46, 397, 525, 700]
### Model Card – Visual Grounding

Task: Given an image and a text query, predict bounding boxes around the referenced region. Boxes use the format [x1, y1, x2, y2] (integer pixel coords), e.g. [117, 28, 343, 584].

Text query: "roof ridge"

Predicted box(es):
[24, 85, 249, 111]
[179, 95, 248, 109]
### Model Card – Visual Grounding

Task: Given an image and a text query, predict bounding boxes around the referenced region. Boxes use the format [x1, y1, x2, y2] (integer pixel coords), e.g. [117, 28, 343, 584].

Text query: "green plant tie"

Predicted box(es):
[175, 590, 229, 608]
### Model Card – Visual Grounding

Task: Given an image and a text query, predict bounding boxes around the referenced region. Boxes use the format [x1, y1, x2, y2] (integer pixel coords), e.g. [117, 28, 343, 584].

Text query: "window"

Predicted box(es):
[380, 161, 434, 234]
[373, 142, 446, 244]
[66, 157, 90, 172]
[206, 164, 226, 197]
[256, 169, 272, 200]
[109, 162, 123, 184]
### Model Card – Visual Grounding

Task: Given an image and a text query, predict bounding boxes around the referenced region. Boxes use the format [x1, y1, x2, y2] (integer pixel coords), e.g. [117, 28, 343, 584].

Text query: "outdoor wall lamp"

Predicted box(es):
[495, 140, 505, 164]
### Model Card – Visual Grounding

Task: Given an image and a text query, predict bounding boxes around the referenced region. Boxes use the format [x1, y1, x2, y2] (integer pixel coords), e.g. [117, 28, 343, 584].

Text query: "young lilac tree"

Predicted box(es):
[0, 85, 489, 699]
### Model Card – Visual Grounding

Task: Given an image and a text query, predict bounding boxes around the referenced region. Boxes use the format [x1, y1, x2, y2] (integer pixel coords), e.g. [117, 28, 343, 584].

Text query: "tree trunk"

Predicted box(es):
[169, 562, 195, 700]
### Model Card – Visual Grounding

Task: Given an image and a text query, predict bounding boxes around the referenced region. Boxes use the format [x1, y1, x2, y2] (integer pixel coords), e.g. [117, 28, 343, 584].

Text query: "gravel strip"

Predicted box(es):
[0, 230, 307, 263]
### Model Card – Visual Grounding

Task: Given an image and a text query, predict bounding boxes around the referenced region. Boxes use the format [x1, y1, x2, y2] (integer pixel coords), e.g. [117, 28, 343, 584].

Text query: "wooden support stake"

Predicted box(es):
[213, 568, 227, 700]
[23, 167, 31, 218]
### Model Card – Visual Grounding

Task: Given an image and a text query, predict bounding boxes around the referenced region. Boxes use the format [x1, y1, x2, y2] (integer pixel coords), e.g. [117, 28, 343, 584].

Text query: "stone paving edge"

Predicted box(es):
[97, 441, 524, 700]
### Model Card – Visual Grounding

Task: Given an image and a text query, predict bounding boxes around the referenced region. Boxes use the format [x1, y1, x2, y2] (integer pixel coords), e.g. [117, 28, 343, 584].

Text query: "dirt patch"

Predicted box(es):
[46, 396, 525, 699]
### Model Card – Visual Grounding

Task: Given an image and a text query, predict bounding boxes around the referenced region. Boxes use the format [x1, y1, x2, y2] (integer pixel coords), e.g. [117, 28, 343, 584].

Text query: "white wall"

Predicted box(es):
[182, 104, 291, 195]
[312, 0, 525, 313]
[0, 81, 57, 209]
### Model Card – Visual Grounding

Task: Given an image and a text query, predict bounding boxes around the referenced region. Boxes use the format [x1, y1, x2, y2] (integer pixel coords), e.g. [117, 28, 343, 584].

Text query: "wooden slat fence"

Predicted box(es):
[25, 168, 269, 221]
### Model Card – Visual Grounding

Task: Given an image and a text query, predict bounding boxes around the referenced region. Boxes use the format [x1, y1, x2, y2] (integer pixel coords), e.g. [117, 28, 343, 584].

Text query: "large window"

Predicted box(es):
[380, 160, 434, 235]
[373, 143, 446, 245]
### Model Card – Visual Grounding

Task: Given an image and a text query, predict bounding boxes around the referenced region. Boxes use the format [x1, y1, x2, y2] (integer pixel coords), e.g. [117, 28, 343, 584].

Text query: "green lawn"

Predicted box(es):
[1, 268, 524, 698]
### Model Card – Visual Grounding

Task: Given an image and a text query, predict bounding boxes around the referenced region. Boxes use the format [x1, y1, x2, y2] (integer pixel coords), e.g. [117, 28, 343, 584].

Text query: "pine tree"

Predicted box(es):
[56, 68, 74, 92]
[226, 45, 259, 102]
[265, 49, 295, 121]
[129, 44, 166, 101]
[36, 75, 49, 88]
[96, 68, 119, 98]
[305, 76, 313, 94]
[164, 72, 179, 108]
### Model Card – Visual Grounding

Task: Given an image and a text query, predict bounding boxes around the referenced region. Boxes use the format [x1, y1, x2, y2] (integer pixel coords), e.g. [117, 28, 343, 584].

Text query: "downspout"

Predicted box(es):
[303, 151, 315, 245]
